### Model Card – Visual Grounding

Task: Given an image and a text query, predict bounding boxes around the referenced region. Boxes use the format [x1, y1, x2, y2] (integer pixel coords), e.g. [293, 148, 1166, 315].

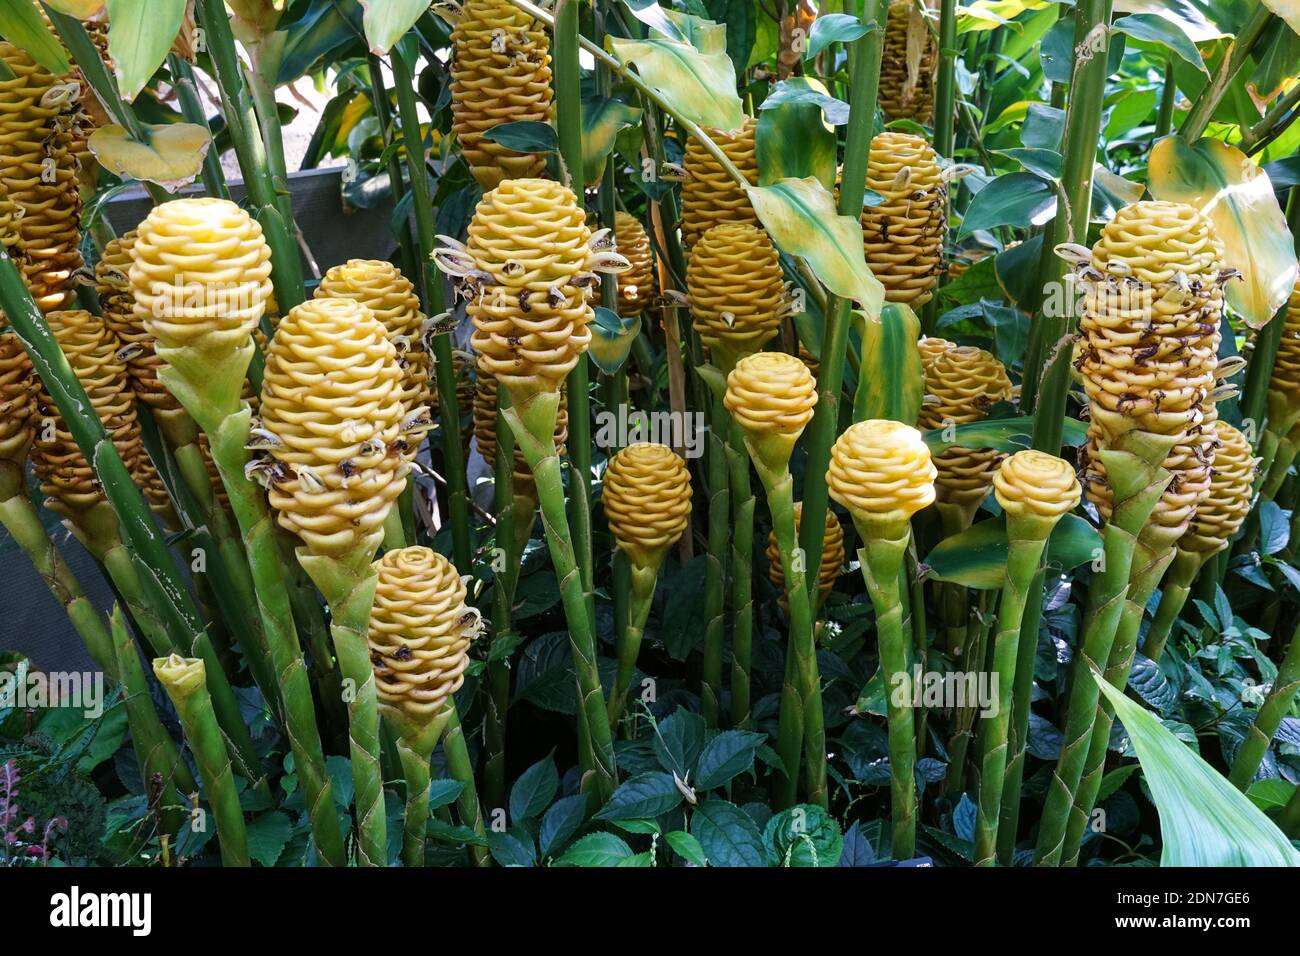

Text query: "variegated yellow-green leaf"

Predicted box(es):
[958, 0, 1052, 32]
[1095, 680, 1300, 866]
[756, 78, 836, 190]
[583, 96, 642, 187]
[659, 9, 727, 53]
[359, 0, 427, 55]
[746, 177, 884, 317]
[89, 122, 210, 192]
[924, 514, 1100, 590]
[1261, 0, 1300, 38]
[106, 0, 187, 102]
[607, 35, 744, 132]
[42, 0, 106, 18]
[1149, 136, 1298, 329]
[853, 304, 922, 424]
[588, 308, 641, 375]
[0, 0, 71, 75]
[1110, 0, 1225, 41]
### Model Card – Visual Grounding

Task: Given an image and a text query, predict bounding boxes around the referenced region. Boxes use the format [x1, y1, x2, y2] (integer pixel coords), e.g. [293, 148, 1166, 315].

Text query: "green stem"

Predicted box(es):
[169, 55, 230, 200]
[1141, 547, 1203, 665]
[442, 702, 490, 866]
[1229, 617, 1300, 790]
[998, 568, 1043, 864]
[933, 0, 958, 158]
[485, 389, 517, 813]
[154, 656, 250, 867]
[609, 558, 662, 726]
[726, 418, 756, 729]
[391, 46, 473, 573]
[701, 394, 731, 727]
[366, 55, 421, 284]
[244, 62, 298, 235]
[1180, 4, 1274, 141]
[1154, 58, 1177, 139]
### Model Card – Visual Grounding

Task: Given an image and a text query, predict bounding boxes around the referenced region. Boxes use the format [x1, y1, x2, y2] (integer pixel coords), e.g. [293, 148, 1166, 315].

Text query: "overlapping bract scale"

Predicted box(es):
[861, 132, 946, 308]
[614, 211, 655, 317]
[1180, 421, 1257, 556]
[878, 0, 937, 123]
[992, 450, 1081, 523]
[828, 419, 937, 529]
[681, 116, 759, 252]
[767, 502, 843, 605]
[602, 442, 692, 565]
[688, 223, 788, 367]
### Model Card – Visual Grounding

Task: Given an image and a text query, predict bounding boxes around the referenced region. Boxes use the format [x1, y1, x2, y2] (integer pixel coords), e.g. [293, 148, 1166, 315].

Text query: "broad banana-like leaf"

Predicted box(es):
[89, 122, 211, 192]
[958, 0, 1052, 32]
[747, 177, 884, 317]
[924, 416, 1088, 455]
[607, 35, 744, 132]
[1096, 679, 1300, 866]
[756, 78, 836, 189]
[1262, 0, 1300, 37]
[106, 0, 187, 102]
[588, 308, 641, 375]
[853, 304, 922, 425]
[660, 8, 727, 53]
[582, 96, 642, 187]
[1148, 136, 1298, 329]
[274, 0, 363, 85]
[1110, 0, 1226, 41]
[43, 0, 105, 16]
[0, 0, 71, 74]
[958, 172, 1057, 238]
[360, 0, 426, 55]
[924, 514, 1101, 589]
[1112, 13, 1207, 72]
[804, 13, 874, 60]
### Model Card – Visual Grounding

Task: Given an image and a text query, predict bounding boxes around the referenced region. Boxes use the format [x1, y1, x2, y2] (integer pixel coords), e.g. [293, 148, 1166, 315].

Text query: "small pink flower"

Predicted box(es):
[27, 845, 45, 859]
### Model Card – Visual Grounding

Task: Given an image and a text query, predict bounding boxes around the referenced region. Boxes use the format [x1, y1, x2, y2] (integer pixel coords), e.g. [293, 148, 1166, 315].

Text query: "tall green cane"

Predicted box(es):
[701, 394, 731, 727]
[485, 391, 518, 812]
[442, 702, 490, 867]
[389, 706, 452, 867]
[1229, 620, 1300, 790]
[153, 655, 250, 867]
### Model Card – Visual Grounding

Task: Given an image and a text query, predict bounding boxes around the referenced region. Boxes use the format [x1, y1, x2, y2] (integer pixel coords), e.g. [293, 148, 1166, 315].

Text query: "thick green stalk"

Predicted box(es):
[390, 707, 453, 867]
[857, 530, 915, 857]
[1154, 58, 1177, 139]
[933, 0, 958, 158]
[609, 559, 662, 726]
[504, 392, 617, 803]
[485, 392, 517, 813]
[1035, 440, 1171, 865]
[998, 577, 1043, 863]
[169, 55, 230, 200]
[796, 6, 886, 600]
[701, 395, 730, 727]
[244, 62, 298, 234]
[726, 418, 756, 729]
[1229, 617, 1300, 790]
[975, 534, 1048, 865]
[153, 655, 250, 867]
[442, 703, 490, 866]
[298, 550, 387, 866]
[1140, 547, 1203, 665]
[366, 55, 421, 283]
[1180, 5, 1274, 141]
[391, 47, 472, 573]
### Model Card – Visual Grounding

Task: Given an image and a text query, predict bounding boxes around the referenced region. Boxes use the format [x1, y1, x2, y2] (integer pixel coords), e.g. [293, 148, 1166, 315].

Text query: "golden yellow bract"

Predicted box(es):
[827, 419, 937, 527]
[681, 116, 760, 252]
[602, 442, 692, 565]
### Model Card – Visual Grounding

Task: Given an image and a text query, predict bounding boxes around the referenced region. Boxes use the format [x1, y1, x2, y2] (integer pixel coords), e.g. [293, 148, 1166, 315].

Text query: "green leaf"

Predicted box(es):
[690, 799, 767, 866]
[1258, 499, 1290, 556]
[539, 793, 589, 858]
[1261, 0, 1300, 37]
[480, 120, 558, 154]
[666, 830, 708, 866]
[552, 831, 636, 866]
[694, 730, 766, 790]
[1095, 678, 1300, 866]
[763, 805, 843, 867]
[997, 147, 1063, 180]
[924, 514, 1102, 590]
[0, 0, 71, 75]
[747, 177, 884, 316]
[923, 415, 1088, 455]
[995, 235, 1043, 308]
[245, 811, 292, 867]
[582, 95, 642, 187]
[759, 79, 849, 126]
[509, 754, 559, 822]
[105, 0, 187, 102]
[608, 34, 744, 131]
[853, 303, 923, 424]
[588, 308, 641, 374]
[1113, 14, 1207, 72]
[804, 13, 874, 60]
[756, 78, 837, 189]
[595, 772, 684, 820]
[1148, 136, 1299, 329]
[89, 122, 210, 191]
[652, 708, 707, 777]
[360, 0, 427, 54]
[274, 0, 363, 85]
[487, 829, 538, 867]
[620, 0, 687, 42]
[958, 172, 1057, 237]
[426, 778, 466, 811]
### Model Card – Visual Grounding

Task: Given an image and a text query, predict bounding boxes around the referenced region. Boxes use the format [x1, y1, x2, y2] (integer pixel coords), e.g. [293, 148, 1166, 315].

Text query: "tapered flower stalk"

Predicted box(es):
[152, 654, 249, 867]
[725, 352, 823, 806]
[447, 0, 554, 187]
[973, 451, 1080, 866]
[602, 442, 692, 725]
[767, 503, 843, 611]
[680, 116, 759, 251]
[259, 297, 420, 867]
[878, 0, 938, 122]
[129, 197, 344, 866]
[829, 419, 936, 858]
[860, 132, 946, 307]
[369, 547, 486, 866]
[613, 211, 655, 317]
[0, 42, 83, 311]
[1036, 200, 1227, 865]
[1144, 421, 1257, 664]
[433, 177, 626, 802]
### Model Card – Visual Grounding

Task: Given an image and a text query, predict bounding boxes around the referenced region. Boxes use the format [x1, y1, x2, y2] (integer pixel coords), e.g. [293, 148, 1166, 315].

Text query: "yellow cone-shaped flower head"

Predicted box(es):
[992, 450, 1081, 537]
[614, 211, 655, 317]
[130, 197, 274, 358]
[369, 547, 477, 726]
[315, 259, 430, 414]
[1267, 279, 1300, 428]
[152, 653, 206, 699]
[602, 442, 692, 567]
[767, 502, 843, 606]
[681, 116, 759, 251]
[828, 419, 936, 537]
[0, 331, 37, 470]
[917, 335, 955, 370]
[861, 132, 946, 307]
[1180, 420, 1257, 556]
[688, 223, 788, 370]
[878, 0, 938, 122]
[449, 0, 553, 188]
[259, 298, 412, 560]
[724, 351, 817, 475]
[447, 178, 611, 401]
